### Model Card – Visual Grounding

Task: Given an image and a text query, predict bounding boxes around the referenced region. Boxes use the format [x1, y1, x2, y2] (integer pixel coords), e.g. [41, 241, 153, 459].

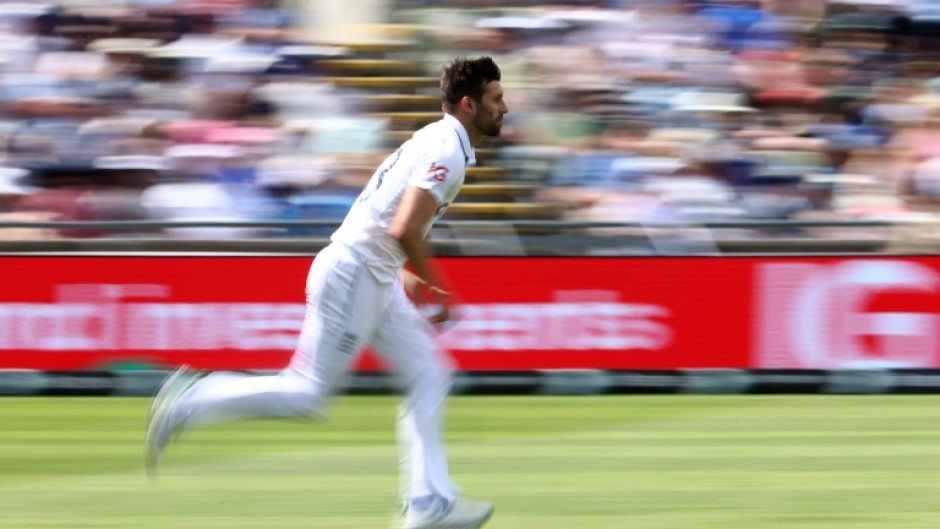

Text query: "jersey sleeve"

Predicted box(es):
[407, 146, 465, 204]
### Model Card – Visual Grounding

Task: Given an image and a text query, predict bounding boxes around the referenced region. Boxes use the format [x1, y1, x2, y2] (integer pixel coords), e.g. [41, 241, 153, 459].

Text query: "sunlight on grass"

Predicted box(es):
[2, 396, 940, 529]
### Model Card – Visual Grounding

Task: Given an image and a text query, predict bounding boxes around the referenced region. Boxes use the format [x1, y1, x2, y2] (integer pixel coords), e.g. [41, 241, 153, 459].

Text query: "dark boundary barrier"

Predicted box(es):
[0, 218, 921, 255]
[4, 369, 940, 396]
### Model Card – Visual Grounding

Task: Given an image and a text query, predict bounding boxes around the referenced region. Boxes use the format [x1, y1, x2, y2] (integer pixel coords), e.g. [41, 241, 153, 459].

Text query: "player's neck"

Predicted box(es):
[449, 112, 483, 147]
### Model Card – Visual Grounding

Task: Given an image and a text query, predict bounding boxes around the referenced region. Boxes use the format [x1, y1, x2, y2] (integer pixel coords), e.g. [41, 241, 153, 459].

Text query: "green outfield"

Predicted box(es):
[3, 395, 940, 529]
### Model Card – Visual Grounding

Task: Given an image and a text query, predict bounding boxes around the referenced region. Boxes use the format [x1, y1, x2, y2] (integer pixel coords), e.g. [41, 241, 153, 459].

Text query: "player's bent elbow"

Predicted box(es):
[387, 224, 406, 243]
[388, 225, 420, 249]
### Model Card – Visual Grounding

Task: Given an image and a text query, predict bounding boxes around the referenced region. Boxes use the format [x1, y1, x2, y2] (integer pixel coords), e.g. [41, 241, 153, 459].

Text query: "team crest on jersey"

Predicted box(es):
[428, 163, 449, 182]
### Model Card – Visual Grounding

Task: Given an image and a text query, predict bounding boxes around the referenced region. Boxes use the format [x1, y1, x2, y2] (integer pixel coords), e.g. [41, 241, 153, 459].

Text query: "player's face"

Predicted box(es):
[471, 81, 508, 137]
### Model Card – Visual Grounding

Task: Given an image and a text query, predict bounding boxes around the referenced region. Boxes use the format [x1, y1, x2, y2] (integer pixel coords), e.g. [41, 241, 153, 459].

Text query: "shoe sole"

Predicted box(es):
[144, 366, 197, 479]
[471, 506, 494, 529]
[400, 505, 494, 529]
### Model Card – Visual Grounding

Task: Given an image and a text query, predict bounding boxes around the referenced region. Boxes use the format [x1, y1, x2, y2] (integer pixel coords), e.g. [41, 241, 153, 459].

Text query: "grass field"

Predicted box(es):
[3, 395, 940, 529]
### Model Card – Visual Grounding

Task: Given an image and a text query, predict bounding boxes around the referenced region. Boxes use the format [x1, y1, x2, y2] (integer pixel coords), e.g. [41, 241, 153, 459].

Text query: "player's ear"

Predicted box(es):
[459, 95, 474, 114]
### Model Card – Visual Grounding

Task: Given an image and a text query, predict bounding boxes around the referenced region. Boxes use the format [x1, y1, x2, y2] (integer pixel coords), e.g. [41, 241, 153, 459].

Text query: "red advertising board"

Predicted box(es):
[0, 256, 938, 370]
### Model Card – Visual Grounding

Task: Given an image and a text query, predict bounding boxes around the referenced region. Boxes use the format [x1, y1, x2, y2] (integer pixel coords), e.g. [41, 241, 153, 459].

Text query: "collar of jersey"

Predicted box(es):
[442, 112, 476, 166]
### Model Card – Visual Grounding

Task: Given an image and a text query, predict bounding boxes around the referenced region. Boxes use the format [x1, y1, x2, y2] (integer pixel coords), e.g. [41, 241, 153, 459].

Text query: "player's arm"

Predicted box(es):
[389, 186, 451, 323]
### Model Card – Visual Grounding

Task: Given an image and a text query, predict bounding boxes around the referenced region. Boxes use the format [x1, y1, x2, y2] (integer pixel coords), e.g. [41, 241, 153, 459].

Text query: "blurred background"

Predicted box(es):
[6, 6, 940, 527]
[2, 0, 940, 254]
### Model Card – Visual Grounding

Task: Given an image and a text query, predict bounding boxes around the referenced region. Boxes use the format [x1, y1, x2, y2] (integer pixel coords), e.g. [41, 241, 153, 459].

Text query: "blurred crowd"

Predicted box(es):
[2, 0, 940, 244]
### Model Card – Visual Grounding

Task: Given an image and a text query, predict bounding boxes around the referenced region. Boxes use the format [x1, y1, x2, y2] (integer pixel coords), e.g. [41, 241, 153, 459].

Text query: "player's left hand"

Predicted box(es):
[401, 269, 427, 302]
[401, 269, 458, 328]
[425, 285, 452, 324]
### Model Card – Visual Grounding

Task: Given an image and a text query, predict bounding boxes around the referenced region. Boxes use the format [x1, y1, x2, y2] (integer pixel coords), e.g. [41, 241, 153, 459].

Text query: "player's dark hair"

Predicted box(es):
[441, 57, 501, 112]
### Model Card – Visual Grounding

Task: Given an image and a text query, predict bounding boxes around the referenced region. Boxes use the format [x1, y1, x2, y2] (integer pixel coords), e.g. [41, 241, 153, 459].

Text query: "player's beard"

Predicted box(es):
[473, 112, 502, 137]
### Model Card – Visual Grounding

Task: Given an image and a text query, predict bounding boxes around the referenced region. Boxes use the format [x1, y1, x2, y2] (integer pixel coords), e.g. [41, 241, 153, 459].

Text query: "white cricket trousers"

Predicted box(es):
[172, 242, 460, 502]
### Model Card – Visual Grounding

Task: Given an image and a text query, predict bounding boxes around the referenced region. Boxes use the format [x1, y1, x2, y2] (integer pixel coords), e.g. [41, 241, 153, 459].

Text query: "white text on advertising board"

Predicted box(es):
[0, 285, 672, 352]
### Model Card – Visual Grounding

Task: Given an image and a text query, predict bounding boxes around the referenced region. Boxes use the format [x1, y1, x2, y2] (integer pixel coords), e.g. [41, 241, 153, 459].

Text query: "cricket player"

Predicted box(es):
[145, 56, 508, 529]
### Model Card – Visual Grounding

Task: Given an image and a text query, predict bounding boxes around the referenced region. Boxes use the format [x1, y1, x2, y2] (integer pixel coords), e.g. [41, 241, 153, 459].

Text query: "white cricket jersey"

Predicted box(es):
[331, 113, 476, 283]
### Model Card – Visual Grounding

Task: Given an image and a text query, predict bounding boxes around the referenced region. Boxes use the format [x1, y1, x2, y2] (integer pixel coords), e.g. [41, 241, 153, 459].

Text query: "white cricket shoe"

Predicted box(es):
[399, 497, 494, 529]
[144, 365, 202, 479]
